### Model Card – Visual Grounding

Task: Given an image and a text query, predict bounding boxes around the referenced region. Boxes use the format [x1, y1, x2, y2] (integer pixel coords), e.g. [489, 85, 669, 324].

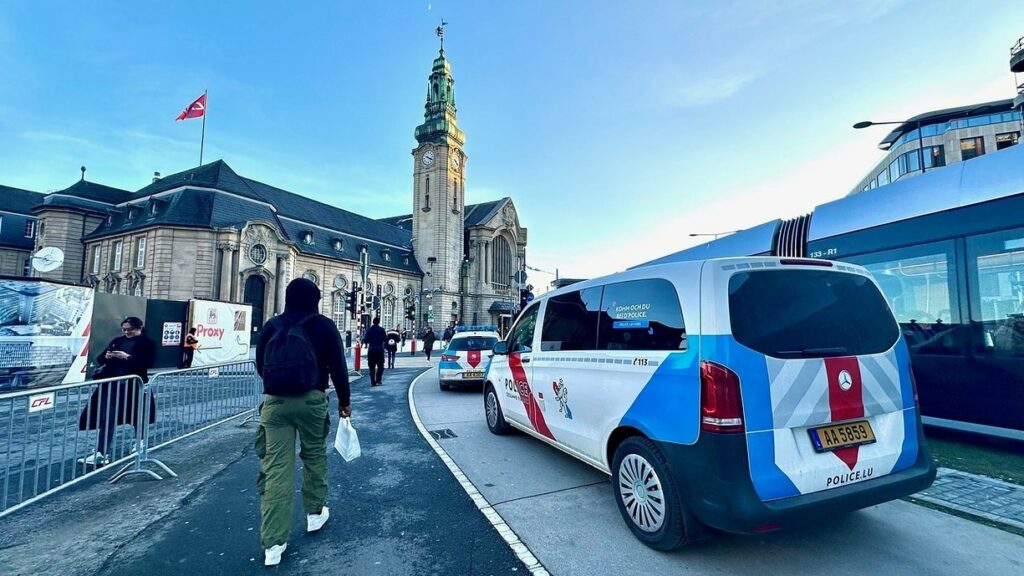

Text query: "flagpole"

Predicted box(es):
[199, 90, 207, 166]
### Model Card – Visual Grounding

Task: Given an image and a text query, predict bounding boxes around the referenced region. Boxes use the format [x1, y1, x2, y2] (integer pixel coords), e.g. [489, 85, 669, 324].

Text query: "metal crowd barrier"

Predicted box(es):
[0, 375, 145, 518]
[0, 360, 262, 517]
[111, 360, 261, 483]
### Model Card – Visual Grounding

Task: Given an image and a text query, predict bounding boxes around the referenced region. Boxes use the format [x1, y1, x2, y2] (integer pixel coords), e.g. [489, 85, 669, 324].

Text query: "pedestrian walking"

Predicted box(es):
[181, 327, 200, 368]
[363, 316, 387, 385]
[442, 324, 454, 349]
[255, 278, 351, 567]
[423, 326, 436, 361]
[386, 325, 401, 369]
[77, 317, 156, 467]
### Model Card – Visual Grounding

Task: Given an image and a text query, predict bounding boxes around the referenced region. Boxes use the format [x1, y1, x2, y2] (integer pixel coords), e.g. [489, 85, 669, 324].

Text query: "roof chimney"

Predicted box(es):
[80, 166, 86, 181]
[153, 171, 161, 183]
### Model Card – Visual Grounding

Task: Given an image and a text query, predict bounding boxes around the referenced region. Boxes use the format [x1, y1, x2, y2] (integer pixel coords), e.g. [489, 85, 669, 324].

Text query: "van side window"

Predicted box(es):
[540, 287, 602, 351]
[597, 279, 687, 351]
[508, 303, 540, 353]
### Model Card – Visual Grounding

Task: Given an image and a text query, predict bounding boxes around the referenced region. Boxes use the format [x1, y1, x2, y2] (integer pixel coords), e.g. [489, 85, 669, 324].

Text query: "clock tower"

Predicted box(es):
[412, 26, 466, 327]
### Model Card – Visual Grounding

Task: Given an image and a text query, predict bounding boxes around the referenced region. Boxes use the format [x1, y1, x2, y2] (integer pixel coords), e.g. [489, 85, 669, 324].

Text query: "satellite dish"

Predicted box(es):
[32, 247, 65, 273]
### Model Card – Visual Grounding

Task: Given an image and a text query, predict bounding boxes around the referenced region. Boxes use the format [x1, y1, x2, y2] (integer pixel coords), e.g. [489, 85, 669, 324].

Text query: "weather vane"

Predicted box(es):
[436, 19, 448, 54]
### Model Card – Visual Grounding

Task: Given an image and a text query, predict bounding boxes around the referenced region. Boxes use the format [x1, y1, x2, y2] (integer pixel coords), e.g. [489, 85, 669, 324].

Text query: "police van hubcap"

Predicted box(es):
[618, 454, 665, 533]
[485, 392, 498, 428]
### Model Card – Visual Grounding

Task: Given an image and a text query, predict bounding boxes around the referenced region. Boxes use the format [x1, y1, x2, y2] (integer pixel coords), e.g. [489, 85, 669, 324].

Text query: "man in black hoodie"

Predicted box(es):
[255, 278, 351, 567]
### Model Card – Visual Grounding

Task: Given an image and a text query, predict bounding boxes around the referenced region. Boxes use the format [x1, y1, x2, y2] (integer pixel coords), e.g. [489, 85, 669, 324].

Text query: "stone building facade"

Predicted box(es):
[4, 42, 528, 336]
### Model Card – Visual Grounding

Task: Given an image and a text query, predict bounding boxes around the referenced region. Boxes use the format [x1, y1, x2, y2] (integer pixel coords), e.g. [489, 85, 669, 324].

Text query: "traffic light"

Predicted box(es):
[405, 305, 415, 320]
[345, 290, 357, 314]
[519, 289, 528, 310]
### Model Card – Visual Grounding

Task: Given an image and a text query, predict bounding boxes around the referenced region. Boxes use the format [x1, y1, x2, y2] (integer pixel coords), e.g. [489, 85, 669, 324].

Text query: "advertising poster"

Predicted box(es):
[0, 278, 94, 391]
[187, 299, 253, 366]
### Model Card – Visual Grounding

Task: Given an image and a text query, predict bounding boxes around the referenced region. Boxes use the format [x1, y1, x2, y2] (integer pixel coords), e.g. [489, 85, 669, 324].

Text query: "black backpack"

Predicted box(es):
[261, 313, 319, 396]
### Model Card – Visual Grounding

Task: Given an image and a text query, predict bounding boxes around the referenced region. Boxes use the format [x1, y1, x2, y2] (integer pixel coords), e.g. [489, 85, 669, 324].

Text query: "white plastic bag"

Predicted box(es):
[334, 417, 361, 461]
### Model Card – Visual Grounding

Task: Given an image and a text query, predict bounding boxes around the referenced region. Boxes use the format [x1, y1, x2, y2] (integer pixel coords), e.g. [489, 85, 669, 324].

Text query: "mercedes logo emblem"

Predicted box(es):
[838, 370, 853, 391]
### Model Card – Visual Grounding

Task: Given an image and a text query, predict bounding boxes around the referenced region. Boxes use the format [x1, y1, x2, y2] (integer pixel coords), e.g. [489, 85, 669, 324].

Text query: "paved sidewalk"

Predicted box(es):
[915, 467, 1024, 531]
[0, 367, 525, 576]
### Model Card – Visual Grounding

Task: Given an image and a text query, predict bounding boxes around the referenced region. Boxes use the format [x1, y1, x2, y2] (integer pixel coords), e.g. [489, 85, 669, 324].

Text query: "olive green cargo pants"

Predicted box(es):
[256, 390, 330, 549]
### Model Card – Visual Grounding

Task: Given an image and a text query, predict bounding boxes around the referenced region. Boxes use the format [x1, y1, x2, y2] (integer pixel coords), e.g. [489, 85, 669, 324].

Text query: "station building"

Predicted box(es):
[0, 45, 528, 335]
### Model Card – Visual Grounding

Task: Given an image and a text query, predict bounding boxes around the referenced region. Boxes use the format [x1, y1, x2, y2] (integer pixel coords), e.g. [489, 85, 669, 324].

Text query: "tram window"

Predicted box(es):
[844, 242, 960, 355]
[967, 228, 1024, 357]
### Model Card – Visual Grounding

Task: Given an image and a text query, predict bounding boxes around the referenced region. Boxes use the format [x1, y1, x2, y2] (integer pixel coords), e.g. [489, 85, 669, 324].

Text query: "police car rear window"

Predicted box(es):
[728, 269, 899, 358]
[450, 337, 497, 351]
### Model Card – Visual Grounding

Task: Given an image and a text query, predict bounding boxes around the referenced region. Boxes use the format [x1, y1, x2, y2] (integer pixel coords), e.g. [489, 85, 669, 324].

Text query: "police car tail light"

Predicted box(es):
[441, 354, 460, 362]
[700, 361, 744, 433]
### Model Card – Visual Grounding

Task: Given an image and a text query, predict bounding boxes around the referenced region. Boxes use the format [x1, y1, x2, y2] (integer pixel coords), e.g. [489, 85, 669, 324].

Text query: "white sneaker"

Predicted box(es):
[264, 543, 287, 566]
[78, 452, 108, 466]
[307, 506, 330, 533]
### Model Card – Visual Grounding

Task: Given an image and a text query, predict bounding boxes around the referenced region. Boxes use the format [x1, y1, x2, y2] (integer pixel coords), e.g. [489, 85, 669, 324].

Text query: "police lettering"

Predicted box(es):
[826, 467, 875, 487]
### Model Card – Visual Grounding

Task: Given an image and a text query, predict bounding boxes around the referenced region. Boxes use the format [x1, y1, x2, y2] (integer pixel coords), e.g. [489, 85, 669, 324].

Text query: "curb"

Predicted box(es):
[912, 467, 1024, 532]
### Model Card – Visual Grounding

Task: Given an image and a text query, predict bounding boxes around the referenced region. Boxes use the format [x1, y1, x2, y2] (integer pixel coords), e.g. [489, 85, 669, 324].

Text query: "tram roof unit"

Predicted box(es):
[635, 143, 1024, 268]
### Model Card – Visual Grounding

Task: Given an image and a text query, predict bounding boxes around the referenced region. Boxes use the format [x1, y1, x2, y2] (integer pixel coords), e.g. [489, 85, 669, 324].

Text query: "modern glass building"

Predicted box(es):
[850, 99, 1022, 195]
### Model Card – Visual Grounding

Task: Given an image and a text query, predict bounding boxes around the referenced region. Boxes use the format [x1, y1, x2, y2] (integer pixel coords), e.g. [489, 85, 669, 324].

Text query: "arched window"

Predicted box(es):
[453, 180, 459, 211]
[383, 297, 396, 330]
[491, 236, 515, 288]
[332, 292, 347, 333]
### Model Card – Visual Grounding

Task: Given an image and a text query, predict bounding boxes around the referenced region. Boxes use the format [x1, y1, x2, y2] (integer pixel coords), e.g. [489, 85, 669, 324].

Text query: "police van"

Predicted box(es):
[438, 325, 500, 390]
[483, 257, 936, 550]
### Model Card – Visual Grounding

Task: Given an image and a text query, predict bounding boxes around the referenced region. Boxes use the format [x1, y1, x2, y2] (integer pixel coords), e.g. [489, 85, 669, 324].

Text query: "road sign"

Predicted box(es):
[526, 292, 535, 303]
[514, 270, 527, 284]
[372, 295, 381, 310]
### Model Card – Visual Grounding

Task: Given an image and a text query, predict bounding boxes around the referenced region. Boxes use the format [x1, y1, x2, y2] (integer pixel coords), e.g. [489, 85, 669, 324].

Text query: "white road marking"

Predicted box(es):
[407, 370, 550, 576]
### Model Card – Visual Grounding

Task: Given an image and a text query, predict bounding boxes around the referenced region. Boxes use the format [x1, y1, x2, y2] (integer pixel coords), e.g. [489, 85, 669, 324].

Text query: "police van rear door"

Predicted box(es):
[701, 258, 921, 501]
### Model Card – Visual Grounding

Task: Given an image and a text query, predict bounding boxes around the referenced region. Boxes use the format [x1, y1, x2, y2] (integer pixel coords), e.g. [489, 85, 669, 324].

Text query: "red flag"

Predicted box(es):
[176, 93, 206, 121]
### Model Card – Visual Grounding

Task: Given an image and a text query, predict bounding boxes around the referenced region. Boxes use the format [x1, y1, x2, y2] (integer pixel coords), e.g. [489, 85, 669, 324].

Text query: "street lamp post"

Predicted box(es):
[689, 231, 740, 240]
[853, 119, 926, 175]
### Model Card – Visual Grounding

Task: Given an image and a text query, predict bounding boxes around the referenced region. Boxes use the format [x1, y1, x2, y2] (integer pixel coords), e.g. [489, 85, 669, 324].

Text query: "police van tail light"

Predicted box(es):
[700, 361, 744, 433]
[441, 354, 460, 362]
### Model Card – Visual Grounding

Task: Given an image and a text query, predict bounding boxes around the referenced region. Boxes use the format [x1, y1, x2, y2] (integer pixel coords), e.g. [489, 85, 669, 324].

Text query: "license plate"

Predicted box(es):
[462, 371, 484, 379]
[808, 420, 876, 453]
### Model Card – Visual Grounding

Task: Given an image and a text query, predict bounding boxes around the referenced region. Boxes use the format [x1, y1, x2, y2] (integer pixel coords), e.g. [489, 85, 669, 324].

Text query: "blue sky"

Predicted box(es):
[1, 1, 1022, 290]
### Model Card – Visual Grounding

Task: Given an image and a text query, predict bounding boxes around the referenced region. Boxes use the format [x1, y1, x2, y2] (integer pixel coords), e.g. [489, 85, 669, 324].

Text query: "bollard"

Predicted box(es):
[354, 342, 362, 371]
[411, 337, 416, 356]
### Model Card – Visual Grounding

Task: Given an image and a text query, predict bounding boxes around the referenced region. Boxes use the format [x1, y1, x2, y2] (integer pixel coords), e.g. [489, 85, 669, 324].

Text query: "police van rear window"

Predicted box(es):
[450, 337, 497, 351]
[728, 269, 899, 358]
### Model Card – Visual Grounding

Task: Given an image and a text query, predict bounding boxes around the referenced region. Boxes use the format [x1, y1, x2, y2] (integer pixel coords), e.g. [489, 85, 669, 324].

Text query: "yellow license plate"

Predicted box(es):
[809, 420, 876, 452]
[462, 371, 484, 379]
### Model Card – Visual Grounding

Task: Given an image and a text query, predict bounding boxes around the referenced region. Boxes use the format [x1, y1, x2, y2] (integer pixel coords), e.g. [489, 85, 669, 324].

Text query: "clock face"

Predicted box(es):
[422, 150, 435, 166]
[32, 247, 65, 273]
[451, 152, 461, 170]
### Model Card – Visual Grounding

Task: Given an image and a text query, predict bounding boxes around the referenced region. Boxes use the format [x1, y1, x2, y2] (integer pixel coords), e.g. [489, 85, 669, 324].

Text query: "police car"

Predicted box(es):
[438, 325, 500, 391]
[483, 257, 936, 549]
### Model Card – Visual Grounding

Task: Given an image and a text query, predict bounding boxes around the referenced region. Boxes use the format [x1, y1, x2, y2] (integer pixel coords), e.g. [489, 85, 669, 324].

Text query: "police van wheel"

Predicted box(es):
[611, 436, 693, 551]
[485, 385, 511, 435]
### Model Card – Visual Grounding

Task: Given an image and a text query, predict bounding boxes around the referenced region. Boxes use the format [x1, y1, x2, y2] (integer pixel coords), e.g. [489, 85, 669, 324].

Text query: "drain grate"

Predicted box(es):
[429, 428, 458, 440]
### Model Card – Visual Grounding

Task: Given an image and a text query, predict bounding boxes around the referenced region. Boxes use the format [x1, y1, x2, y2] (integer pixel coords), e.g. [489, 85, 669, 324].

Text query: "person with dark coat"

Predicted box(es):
[385, 325, 401, 369]
[77, 316, 156, 467]
[422, 326, 437, 361]
[181, 327, 200, 368]
[255, 278, 351, 567]
[363, 316, 387, 385]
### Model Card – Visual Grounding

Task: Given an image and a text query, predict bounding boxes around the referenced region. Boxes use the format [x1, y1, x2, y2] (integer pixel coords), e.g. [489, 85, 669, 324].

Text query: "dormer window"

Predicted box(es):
[126, 206, 136, 222]
[403, 255, 410, 266]
[302, 231, 314, 245]
[149, 201, 160, 217]
[382, 250, 391, 262]
[332, 238, 343, 251]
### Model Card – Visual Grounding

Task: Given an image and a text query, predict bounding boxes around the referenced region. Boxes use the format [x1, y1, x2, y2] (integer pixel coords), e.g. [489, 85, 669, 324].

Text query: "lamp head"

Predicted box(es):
[852, 121, 874, 129]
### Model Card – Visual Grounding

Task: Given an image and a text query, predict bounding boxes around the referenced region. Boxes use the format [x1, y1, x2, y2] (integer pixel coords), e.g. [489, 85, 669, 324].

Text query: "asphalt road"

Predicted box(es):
[410, 370, 1024, 576]
[0, 367, 527, 576]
